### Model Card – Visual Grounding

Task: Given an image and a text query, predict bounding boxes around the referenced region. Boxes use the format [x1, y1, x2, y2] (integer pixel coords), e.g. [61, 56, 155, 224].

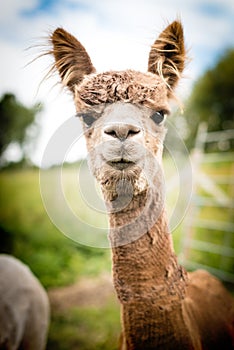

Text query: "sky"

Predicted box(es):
[0, 0, 234, 165]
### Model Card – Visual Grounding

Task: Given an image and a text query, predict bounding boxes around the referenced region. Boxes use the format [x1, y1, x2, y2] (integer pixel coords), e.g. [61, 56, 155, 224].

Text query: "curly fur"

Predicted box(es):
[48, 21, 186, 106]
[75, 70, 167, 111]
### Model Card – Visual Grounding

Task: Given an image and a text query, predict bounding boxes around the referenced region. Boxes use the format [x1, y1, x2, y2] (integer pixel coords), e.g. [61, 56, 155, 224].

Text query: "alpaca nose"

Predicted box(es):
[104, 123, 142, 141]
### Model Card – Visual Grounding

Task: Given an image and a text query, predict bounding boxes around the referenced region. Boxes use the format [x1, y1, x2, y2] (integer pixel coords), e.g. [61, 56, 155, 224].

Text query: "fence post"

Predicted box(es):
[179, 123, 234, 283]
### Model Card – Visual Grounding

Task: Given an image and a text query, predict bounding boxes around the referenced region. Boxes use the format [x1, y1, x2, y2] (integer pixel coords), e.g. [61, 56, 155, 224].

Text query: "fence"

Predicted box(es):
[179, 124, 234, 283]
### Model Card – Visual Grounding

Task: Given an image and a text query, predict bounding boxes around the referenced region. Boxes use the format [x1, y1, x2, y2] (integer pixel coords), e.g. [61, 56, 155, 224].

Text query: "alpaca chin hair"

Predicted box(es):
[133, 171, 148, 195]
[98, 166, 148, 203]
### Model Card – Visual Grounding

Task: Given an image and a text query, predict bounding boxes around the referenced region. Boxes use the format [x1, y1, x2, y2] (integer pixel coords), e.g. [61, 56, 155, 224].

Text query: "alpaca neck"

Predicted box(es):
[108, 189, 189, 348]
[110, 207, 188, 304]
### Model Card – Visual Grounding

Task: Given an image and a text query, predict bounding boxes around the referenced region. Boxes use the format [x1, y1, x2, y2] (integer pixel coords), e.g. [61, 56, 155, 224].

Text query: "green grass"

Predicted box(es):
[0, 168, 111, 288]
[0, 167, 118, 350]
[179, 160, 234, 279]
[48, 301, 120, 350]
[0, 163, 233, 349]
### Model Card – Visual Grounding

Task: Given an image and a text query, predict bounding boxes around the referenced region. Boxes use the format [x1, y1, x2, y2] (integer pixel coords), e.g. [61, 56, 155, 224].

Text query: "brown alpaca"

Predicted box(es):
[48, 21, 234, 349]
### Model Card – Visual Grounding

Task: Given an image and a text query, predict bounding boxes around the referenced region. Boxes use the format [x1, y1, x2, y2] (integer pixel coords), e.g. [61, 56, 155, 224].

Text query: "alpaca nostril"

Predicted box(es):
[104, 124, 141, 141]
[104, 129, 118, 138]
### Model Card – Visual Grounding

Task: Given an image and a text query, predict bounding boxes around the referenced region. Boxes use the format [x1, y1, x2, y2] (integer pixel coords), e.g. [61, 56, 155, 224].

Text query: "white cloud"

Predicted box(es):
[0, 0, 233, 165]
[0, 0, 37, 21]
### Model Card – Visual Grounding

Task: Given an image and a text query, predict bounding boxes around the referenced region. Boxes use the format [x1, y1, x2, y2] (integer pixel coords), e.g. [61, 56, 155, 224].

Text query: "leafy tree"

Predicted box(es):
[184, 49, 234, 149]
[0, 93, 42, 161]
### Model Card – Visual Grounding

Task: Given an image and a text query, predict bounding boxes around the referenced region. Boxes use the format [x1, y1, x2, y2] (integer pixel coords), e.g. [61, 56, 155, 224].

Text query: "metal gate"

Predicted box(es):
[179, 124, 234, 283]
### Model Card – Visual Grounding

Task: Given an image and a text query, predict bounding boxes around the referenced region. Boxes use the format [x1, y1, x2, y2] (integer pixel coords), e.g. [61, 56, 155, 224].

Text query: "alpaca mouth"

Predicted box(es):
[107, 158, 135, 170]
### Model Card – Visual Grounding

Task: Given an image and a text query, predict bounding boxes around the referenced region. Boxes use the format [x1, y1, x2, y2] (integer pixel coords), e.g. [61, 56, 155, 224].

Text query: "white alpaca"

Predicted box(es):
[0, 254, 50, 350]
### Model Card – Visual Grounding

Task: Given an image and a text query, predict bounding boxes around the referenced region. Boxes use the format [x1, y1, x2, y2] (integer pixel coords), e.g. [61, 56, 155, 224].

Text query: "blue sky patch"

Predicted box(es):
[195, 2, 228, 18]
[21, 0, 89, 17]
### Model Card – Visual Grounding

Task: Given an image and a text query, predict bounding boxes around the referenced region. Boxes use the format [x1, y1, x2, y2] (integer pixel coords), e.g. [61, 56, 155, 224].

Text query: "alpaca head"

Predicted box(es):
[50, 21, 186, 205]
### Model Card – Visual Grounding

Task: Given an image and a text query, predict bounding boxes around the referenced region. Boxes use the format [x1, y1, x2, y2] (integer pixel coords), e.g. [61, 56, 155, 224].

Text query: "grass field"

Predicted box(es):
[0, 160, 233, 349]
[0, 168, 112, 288]
[0, 166, 120, 349]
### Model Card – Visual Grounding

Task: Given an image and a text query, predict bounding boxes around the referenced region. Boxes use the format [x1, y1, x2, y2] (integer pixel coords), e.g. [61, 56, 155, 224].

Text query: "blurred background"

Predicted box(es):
[0, 1, 233, 349]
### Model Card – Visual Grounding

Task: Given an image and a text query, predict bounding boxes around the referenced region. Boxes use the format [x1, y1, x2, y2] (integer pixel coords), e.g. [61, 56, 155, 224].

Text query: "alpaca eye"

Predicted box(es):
[150, 111, 166, 125]
[79, 113, 96, 127]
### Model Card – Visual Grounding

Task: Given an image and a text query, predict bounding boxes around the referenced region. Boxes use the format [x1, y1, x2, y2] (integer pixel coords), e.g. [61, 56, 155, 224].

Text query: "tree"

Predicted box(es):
[0, 93, 42, 162]
[184, 49, 234, 149]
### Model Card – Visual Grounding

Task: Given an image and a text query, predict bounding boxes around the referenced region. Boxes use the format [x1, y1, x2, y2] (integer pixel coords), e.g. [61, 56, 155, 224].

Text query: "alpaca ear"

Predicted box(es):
[148, 21, 186, 92]
[50, 28, 96, 93]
